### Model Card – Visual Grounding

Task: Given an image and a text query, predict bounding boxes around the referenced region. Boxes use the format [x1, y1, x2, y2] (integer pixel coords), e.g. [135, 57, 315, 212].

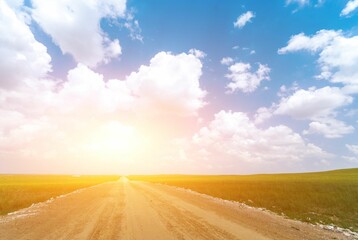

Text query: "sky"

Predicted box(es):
[0, 0, 358, 174]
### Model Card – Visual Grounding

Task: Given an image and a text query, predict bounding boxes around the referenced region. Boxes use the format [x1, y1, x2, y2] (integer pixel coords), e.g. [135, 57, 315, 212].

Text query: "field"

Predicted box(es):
[129, 168, 358, 232]
[0, 175, 119, 215]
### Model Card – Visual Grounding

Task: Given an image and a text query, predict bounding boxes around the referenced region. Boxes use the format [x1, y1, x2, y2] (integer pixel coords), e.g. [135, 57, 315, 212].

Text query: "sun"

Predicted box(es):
[83, 121, 140, 157]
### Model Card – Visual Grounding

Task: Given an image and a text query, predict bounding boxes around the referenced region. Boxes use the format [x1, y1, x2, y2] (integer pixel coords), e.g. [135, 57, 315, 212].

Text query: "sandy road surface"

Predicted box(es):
[0, 177, 353, 240]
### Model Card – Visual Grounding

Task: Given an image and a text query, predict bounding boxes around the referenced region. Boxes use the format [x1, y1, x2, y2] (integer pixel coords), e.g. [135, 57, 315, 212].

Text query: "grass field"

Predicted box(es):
[0, 175, 119, 215]
[129, 168, 358, 232]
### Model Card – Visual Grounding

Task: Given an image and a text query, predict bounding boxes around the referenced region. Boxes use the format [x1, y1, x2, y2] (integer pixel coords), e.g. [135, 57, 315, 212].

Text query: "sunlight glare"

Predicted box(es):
[83, 121, 140, 156]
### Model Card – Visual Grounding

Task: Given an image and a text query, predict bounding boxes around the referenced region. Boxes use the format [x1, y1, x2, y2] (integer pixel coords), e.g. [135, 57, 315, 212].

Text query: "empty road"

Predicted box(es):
[0, 178, 353, 240]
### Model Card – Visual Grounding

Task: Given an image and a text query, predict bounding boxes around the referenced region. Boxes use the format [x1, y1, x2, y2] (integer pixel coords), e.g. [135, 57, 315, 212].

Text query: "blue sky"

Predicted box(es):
[0, 0, 357, 174]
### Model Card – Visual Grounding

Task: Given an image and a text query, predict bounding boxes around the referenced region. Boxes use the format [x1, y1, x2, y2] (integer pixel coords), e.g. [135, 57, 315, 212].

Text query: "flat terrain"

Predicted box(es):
[130, 168, 358, 231]
[0, 175, 119, 215]
[0, 178, 354, 240]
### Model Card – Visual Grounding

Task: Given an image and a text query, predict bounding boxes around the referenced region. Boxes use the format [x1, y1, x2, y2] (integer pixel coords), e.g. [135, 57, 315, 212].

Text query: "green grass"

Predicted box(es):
[0, 175, 119, 215]
[129, 168, 358, 232]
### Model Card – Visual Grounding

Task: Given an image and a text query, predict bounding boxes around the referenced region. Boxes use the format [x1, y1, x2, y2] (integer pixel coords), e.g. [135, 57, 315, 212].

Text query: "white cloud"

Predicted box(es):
[277, 83, 300, 98]
[254, 107, 273, 124]
[4, 0, 25, 12]
[343, 144, 358, 163]
[225, 62, 270, 93]
[0, 67, 127, 158]
[188, 49, 206, 59]
[190, 110, 331, 164]
[303, 118, 354, 138]
[0, 49, 207, 173]
[342, 156, 358, 163]
[346, 144, 358, 155]
[123, 11, 143, 42]
[31, 0, 126, 67]
[286, 0, 310, 6]
[234, 11, 255, 29]
[273, 86, 354, 138]
[0, 49, 206, 119]
[341, 0, 358, 16]
[277, 29, 358, 138]
[127, 51, 206, 116]
[55, 63, 134, 115]
[0, 0, 51, 89]
[315, 0, 325, 7]
[278, 29, 358, 93]
[0, 109, 25, 133]
[278, 30, 341, 54]
[220, 57, 234, 65]
[275, 86, 352, 119]
[271, 86, 354, 138]
[285, 0, 326, 8]
[51, 50, 206, 117]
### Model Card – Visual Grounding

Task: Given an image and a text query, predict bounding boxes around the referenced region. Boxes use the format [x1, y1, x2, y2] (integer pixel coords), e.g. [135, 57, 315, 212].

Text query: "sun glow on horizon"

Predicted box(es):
[83, 121, 140, 155]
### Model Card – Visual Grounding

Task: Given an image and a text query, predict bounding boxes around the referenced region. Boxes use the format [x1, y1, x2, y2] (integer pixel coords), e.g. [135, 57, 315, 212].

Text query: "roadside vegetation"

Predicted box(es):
[0, 175, 119, 215]
[129, 168, 358, 232]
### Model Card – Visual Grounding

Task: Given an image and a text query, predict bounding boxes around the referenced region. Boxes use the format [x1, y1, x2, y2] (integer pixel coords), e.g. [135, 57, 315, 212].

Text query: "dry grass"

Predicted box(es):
[129, 168, 358, 232]
[0, 175, 119, 215]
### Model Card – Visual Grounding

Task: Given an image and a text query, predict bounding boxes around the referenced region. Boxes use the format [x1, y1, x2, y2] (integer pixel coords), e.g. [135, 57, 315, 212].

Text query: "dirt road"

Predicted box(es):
[0, 177, 353, 240]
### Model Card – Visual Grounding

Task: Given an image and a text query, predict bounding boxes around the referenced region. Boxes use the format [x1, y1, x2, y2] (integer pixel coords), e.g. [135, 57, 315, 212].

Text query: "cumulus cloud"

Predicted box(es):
[17, 50, 206, 118]
[225, 62, 270, 93]
[127, 51, 206, 116]
[4, 0, 21, 8]
[278, 29, 358, 93]
[341, 0, 358, 16]
[278, 30, 341, 54]
[188, 49, 206, 59]
[254, 107, 273, 124]
[0, 0, 51, 89]
[188, 110, 331, 167]
[343, 144, 358, 163]
[0, 49, 206, 118]
[220, 57, 234, 65]
[274, 86, 352, 119]
[274, 86, 354, 138]
[277, 29, 358, 138]
[55, 63, 134, 115]
[0, 49, 207, 173]
[257, 84, 354, 138]
[31, 0, 126, 67]
[234, 11, 255, 29]
[346, 144, 358, 155]
[0, 62, 137, 166]
[303, 118, 354, 138]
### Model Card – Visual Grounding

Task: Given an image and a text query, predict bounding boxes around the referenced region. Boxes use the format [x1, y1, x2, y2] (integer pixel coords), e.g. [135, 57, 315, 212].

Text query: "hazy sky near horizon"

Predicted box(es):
[0, 0, 358, 174]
